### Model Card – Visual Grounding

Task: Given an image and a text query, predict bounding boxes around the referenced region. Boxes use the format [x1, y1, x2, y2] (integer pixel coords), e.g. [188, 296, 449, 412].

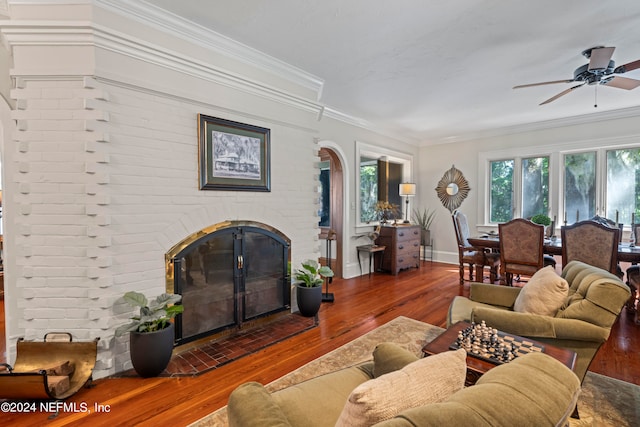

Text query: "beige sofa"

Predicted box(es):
[448, 260, 630, 383]
[227, 342, 581, 427]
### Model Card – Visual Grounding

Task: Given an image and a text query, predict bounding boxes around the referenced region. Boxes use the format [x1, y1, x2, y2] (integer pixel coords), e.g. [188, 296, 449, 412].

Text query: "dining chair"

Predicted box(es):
[589, 215, 625, 278]
[625, 223, 640, 316]
[561, 220, 619, 275]
[452, 211, 499, 285]
[498, 218, 545, 286]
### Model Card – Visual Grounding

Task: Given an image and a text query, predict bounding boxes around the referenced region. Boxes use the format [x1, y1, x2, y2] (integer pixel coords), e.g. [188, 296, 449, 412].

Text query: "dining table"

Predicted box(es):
[467, 234, 640, 264]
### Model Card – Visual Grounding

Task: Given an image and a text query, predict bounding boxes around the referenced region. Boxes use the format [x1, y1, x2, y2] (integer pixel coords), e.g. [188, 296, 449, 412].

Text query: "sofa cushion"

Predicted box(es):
[271, 364, 373, 427]
[228, 382, 291, 427]
[372, 342, 419, 378]
[448, 295, 512, 326]
[376, 352, 581, 427]
[513, 266, 569, 316]
[335, 349, 467, 426]
[558, 261, 630, 328]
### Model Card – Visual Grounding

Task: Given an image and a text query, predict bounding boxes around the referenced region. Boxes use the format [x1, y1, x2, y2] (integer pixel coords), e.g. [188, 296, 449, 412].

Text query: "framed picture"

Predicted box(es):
[198, 114, 271, 191]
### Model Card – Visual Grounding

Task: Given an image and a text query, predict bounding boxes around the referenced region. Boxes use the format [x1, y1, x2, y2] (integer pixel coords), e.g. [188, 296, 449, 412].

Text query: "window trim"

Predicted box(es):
[356, 141, 413, 228]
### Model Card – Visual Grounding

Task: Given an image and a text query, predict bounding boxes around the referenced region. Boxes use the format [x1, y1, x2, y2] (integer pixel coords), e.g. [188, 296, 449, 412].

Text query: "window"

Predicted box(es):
[488, 156, 549, 222]
[490, 160, 513, 223]
[522, 156, 549, 219]
[564, 152, 596, 223]
[318, 160, 330, 227]
[481, 141, 640, 228]
[606, 148, 640, 224]
[359, 158, 378, 223]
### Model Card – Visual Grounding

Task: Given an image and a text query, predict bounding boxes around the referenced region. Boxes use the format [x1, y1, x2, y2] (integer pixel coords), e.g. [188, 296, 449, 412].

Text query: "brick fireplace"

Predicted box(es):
[165, 221, 291, 345]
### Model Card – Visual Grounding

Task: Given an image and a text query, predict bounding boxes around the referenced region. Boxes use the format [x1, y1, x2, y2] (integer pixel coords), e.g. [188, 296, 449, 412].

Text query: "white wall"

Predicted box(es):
[317, 118, 419, 278]
[0, 1, 417, 376]
[419, 115, 640, 265]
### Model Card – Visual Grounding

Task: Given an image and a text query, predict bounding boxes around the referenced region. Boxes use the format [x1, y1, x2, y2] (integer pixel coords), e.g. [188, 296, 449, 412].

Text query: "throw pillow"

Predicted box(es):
[335, 349, 467, 426]
[513, 266, 569, 316]
[372, 342, 419, 378]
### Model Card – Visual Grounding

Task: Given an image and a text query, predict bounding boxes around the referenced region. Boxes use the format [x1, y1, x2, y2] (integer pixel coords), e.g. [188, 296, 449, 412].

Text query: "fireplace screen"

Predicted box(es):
[166, 221, 290, 345]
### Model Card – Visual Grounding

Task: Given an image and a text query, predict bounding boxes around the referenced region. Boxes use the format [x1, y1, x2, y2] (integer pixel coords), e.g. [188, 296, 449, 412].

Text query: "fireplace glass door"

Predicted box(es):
[169, 223, 290, 345]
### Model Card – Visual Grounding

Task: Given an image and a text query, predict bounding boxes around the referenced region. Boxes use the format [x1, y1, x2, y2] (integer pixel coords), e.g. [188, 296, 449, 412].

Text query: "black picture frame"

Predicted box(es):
[198, 114, 271, 191]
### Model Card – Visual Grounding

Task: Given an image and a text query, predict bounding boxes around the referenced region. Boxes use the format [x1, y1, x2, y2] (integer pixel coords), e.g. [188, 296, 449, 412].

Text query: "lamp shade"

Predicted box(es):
[399, 183, 416, 196]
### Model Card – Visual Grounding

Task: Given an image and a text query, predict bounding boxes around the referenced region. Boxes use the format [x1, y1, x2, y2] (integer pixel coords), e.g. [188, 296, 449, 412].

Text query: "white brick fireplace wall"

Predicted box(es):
[0, 2, 325, 377]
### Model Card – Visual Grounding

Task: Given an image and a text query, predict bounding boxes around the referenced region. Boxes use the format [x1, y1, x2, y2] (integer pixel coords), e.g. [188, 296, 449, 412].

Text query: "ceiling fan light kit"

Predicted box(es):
[514, 46, 640, 106]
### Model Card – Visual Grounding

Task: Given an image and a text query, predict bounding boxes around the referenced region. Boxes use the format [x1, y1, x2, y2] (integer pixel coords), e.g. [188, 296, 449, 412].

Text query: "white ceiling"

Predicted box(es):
[143, 0, 640, 145]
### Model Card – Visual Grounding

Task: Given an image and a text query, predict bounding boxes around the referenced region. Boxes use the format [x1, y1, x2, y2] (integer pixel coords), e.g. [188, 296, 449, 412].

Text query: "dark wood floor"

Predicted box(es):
[1, 261, 638, 426]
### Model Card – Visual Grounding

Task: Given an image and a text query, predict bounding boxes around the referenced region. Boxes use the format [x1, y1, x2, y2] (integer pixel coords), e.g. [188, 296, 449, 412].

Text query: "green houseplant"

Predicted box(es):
[115, 291, 184, 377]
[531, 213, 553, 238]
[530, 214, 551, 226]
[294, 260, 334, 317]
[413, 207, 436, 245]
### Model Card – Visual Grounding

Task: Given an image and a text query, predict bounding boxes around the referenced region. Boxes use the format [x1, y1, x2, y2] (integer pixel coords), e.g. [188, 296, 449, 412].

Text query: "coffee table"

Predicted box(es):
[422, 321, 577, 386]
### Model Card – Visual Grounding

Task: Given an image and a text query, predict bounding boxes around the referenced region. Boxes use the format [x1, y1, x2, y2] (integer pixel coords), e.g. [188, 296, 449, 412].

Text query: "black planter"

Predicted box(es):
[129, 322, 175, 377]
[296, 285, 322, 317]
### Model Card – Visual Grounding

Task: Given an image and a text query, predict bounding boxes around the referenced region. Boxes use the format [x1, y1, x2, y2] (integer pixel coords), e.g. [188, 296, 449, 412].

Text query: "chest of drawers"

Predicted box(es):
[376, 225, 421, 275]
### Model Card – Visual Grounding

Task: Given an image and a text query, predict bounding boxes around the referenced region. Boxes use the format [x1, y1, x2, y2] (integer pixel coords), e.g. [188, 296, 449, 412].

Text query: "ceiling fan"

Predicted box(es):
[513, 46, 640, 106]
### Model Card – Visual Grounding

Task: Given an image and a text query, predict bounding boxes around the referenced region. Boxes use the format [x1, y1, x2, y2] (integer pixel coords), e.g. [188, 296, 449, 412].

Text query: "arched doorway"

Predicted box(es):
[318, 147, 344, 278]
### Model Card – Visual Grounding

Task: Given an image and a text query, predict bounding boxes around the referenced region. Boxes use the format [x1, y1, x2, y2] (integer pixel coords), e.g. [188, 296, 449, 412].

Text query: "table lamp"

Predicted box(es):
[399, 183, 416, 223]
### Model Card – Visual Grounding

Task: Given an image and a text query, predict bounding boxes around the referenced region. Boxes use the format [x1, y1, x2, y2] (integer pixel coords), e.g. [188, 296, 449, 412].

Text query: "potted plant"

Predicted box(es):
[413, 207, 436, 245]
[294, 259, 334, 317]
[115, 291, 184, 377]
[531, 214, 553, 237]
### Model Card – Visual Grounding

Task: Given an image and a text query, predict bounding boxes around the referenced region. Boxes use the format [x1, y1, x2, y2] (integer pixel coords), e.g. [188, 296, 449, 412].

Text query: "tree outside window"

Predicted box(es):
[490, 160, 514, 223]
[564, 152, 596, 224]
[522, 156, 549, 219]
[360, 163, 378, 223]
[606, 148, 640, 224]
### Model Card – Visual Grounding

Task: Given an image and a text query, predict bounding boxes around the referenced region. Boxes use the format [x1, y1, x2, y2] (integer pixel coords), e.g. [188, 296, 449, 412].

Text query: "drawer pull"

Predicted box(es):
[398, 232, 405, 237]
[399, 245, 404, 250]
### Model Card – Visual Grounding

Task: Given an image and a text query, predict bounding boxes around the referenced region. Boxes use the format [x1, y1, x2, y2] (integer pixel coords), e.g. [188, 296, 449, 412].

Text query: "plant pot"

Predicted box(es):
[129, 322, 175, 377]
[296, 284, 322, 317]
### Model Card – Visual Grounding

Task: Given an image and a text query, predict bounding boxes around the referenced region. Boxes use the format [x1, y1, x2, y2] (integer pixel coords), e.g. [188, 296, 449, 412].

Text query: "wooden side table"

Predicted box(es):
[376, 225, 420, 274]
[356, 245, 385, 277]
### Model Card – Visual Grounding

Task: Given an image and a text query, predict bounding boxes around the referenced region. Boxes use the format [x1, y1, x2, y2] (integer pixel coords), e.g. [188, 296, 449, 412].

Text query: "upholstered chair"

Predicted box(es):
[452, 211, 500, 285]
[561, 220, 619, 276]
[448, 260, 630, 384]
[498, 218, 545, 286]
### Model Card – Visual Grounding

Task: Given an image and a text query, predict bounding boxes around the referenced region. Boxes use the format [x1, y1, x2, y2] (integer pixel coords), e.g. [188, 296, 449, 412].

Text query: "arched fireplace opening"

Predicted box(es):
[165, 221, 291, 346]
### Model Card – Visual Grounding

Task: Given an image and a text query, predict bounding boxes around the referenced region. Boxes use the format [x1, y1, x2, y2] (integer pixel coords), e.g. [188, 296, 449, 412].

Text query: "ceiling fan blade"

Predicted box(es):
[539, 83, 585, 105]
[513, 79, 574, 89]
[615, 59, 640, 73]
[588, 46, 615, 70]
[602, 76, 640, 90]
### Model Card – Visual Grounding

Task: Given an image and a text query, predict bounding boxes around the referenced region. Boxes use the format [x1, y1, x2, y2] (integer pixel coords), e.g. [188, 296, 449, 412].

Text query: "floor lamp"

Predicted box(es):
[399, 183, 416, 223]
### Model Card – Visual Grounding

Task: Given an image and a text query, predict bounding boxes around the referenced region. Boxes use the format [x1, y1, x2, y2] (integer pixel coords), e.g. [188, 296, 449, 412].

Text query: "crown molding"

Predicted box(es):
[1, 1, 420, 146]
[96, 0, 324, 99]
[323, 107, 420, 146]
[424, 104, 640, 146]
[1, 20, 323, 116]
